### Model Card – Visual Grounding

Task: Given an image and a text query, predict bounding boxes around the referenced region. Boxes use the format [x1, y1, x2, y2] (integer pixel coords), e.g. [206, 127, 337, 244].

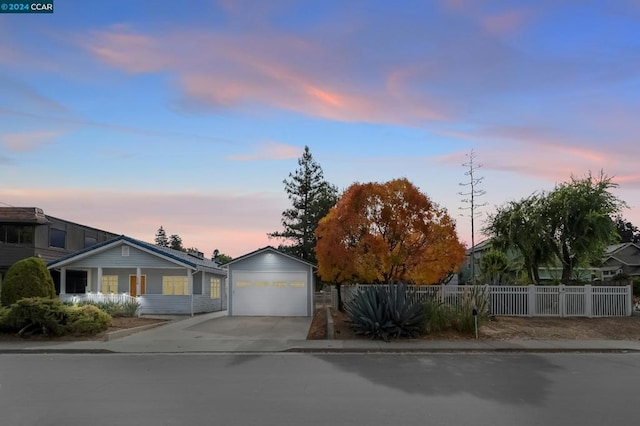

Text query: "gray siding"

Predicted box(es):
[0, 245, 35, 270]
[69, 245, 185, 269]
[1, 213, 117, 271]
[229, 251, 310, 272]
[139, 295, 225, 315]
[79, 267, 227, 314]
[139, 295, 191, 314]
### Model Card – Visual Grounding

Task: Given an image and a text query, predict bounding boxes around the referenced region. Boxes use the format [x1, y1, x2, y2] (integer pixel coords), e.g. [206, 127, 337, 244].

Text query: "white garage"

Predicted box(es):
[226, 246, 315, 317]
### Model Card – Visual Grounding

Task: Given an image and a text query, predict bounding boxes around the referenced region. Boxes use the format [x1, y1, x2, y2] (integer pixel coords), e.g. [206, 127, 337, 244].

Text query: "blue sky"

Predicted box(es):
[1, 0, 639, 257]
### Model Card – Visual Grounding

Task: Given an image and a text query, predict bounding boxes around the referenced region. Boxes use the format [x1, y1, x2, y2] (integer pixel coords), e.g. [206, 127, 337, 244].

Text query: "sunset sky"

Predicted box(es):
[1, 0, 639, 258]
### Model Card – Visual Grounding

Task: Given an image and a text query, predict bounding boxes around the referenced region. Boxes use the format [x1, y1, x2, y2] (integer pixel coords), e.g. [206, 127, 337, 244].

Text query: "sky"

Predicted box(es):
[1, 0, 639, 258]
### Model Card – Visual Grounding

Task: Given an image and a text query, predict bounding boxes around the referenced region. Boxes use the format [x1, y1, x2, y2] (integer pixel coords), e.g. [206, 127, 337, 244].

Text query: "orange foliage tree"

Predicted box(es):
[315, 178, 465, 290]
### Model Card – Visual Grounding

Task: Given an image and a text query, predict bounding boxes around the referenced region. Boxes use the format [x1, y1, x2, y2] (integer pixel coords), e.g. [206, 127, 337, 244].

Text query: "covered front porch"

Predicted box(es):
[55, 266, 226, 315]
[47, 235, 228, 316]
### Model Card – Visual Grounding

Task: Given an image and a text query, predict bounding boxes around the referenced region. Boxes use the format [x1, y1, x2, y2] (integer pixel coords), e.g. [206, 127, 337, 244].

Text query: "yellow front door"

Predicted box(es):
[129, 275, 146, 297]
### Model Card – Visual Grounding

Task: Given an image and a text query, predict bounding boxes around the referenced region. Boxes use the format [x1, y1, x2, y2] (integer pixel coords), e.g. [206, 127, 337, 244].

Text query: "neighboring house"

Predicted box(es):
[47, 235, 227, 315]
[0, 207, 118, 293]
[601, 243, 640, 279]
[459, 239, 493, 283]
[226, 246, 315, 317]
[464, 238, 640, 284]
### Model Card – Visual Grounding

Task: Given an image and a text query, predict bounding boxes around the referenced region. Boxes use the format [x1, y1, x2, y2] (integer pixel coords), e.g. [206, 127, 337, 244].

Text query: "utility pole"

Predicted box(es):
[459, 149, 487, 285]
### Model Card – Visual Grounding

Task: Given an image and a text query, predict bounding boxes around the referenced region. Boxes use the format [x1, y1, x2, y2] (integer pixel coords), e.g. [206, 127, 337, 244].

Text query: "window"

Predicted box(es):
[0, 225, 34, 244]
[122, 246, 130, 257]
[210, 278, 221, 299]
[162, 276, 188, 295]
[49, 228, 66, 248]
[102, 275, 118, 293]
[84, 233, 98, 248]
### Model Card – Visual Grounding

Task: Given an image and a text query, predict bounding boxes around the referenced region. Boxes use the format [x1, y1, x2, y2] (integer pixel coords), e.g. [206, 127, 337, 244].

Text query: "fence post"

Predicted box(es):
[440, 283, 446, 304]
[559, 284, 566, 317]
[331, 287, 337, 311]
[584, 285, 592, 318]
[528, 285, 536, 317]
[627, 284, 633, 317]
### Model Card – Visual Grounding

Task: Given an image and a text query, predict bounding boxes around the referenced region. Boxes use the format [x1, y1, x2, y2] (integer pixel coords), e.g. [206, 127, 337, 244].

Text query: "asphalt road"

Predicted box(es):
[0, 352, 637, 426]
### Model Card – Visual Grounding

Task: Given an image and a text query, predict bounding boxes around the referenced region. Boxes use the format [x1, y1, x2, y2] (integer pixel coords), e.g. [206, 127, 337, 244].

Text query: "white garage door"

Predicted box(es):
[231, 271, 308, 316]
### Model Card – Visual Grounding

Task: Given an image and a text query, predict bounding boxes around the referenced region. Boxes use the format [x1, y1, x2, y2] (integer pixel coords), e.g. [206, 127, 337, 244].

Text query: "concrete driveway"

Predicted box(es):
[185, 315, 312, 340]
[53, 312, 314, 353]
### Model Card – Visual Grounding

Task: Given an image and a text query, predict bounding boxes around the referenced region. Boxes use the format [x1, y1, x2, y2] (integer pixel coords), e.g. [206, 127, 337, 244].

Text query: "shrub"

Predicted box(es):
[65, 305, 111, 335]
[0, 306, 9, 333]
[345, 284, 425, 341]
[1, 257, 56, 307]
[2, 297, 112, 337]
[424, 285, 489, 335]
[64, 300, 140, 317]
[3, 298, 68, 336]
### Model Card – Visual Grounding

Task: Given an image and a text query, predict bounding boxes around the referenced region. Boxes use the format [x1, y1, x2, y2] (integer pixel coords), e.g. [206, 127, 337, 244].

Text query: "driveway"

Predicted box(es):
[185, 315, 312, 340]
[99, 312, 312, 353]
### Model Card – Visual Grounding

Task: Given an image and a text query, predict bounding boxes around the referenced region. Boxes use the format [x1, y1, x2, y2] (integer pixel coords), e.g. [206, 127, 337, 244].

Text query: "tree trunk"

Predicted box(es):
[561, 243, 572, 284]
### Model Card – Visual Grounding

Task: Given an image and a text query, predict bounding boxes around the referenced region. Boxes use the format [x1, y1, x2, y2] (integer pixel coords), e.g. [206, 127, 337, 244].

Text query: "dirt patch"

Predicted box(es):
[308, 309, 640, 341]
[307, 309, 327, 340]
[0, 317, 167, 341]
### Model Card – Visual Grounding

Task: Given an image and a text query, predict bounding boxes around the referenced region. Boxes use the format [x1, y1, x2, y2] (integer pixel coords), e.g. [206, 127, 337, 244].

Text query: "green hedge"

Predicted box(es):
[0, 297, 111, 337]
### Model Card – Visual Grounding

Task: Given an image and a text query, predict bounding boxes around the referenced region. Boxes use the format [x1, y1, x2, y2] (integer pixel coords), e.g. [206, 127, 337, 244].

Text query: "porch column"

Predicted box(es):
[188, 269, 194, 316]
[136, 267, 142, 296]
[97, 268, 103, 293]
[60, 267, 66, 294]
[201, 272, 206, 296]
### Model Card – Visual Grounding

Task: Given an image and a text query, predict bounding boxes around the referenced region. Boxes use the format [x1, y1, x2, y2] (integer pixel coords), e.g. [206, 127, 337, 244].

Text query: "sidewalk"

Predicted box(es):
[0, 311, 639, 354]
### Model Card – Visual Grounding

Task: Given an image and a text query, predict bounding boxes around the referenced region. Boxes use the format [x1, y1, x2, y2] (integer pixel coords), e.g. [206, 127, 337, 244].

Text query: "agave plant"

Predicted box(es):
[344, 286, 395, 341]
[386, 283, 425, 338]
[345, 284, 426, 341]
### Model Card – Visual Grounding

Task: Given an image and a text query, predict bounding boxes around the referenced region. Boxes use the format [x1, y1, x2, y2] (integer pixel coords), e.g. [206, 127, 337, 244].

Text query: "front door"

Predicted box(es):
[129, 275, 146, 297]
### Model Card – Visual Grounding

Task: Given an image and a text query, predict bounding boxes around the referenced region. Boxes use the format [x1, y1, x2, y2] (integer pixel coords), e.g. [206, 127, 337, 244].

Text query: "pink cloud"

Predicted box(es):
[434, 125, 639, 189]
[0, 188, 288, 258]
[228, 141, 301, 161]
[80, 26, 451, 125]
[1, 130, 66, 152]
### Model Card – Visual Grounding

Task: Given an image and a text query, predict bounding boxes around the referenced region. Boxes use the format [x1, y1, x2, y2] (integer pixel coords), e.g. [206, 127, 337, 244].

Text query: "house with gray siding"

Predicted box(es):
[48, 235, 227, 315]
[0, 207, 118, 293]
[601, 243, 640, 279]
[226, 246, 315, 317]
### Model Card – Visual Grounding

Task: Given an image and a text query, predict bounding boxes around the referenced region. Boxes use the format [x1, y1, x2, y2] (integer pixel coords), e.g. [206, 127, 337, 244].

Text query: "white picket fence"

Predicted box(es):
[314, 291, 333, 309]
[331, 284, 633, 317]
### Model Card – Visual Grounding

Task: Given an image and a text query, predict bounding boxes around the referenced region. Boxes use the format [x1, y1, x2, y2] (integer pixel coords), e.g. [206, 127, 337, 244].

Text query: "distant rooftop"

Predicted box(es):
[0, 207, 49, 224]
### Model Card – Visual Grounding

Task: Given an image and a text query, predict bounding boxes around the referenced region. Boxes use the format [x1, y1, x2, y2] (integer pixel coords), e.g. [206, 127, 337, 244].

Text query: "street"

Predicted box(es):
[0, 352, 637, 426]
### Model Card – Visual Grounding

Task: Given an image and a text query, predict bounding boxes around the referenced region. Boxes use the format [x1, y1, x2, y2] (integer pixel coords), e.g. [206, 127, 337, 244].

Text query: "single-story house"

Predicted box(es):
[47, 235, 227, 315]
[226, 246, 315, 317]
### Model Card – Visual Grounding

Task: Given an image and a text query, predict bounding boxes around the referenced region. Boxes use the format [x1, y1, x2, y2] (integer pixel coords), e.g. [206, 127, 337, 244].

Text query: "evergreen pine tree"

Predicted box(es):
[155, 226, 169, 247]
[268, 145, 338, 262]
[169, 234, 184, 251]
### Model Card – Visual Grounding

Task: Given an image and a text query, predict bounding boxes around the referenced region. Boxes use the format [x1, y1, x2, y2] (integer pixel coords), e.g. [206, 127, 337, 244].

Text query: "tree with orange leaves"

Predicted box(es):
[315, 178, 465, 309]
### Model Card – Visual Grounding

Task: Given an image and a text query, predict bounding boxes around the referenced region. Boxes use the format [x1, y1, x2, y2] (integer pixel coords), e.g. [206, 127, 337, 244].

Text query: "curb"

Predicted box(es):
[0, 349, 115, 354]
[285, 347, 640, 354]
[103, 321, 168, 341]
